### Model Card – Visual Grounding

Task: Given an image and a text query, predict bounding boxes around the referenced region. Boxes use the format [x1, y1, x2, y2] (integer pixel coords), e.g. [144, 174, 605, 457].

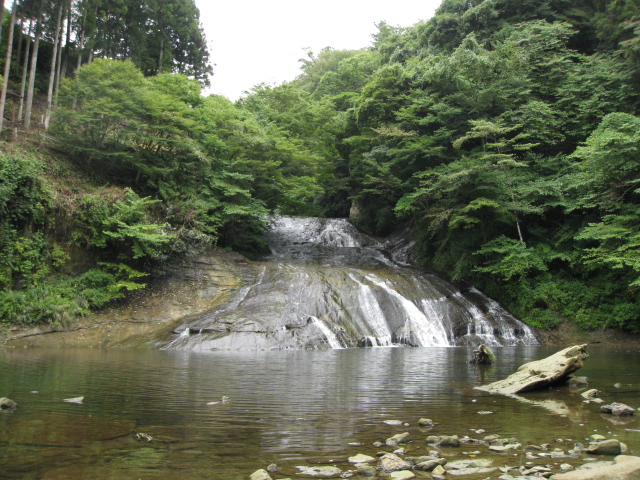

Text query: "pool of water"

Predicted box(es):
[1, 345, 638, 479]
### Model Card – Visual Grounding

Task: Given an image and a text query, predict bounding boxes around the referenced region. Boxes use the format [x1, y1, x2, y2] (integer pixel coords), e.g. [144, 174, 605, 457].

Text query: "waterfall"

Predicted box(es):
[162, 216, 539, 351]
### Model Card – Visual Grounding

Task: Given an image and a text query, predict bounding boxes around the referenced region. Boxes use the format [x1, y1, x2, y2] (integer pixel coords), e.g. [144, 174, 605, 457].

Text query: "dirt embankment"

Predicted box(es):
[1, 249, 257, 348]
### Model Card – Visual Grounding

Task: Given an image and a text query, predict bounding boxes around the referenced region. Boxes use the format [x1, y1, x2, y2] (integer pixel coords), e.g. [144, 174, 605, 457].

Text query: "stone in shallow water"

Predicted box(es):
[601, 402, 635, 417]
[389, 471, 415, 480]
[386, 432, 411, 446]
[586, 439, 622, 455]
[550, 455, 640, 480]
[249, 469, 272, 480]
[379, 453, 412, 473]
[295, 465, 342, 476]
[384, 419, 403, 425]
[0, 397, 17, 409]
[348, 453, 376, 463]
[356, 464, 377, 477]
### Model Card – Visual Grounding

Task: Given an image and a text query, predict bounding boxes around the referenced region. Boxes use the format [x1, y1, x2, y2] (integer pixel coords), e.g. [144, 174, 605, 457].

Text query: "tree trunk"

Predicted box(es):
[44, 0, 64, 131]
[24, 0, 45, 130]
[57, 0, 73, 98]
[0, 0, 5, 46]
[0, 1, 18, 134]
[53, 0, 71, 106]
[75, 1, 88, 71]
[17, 19, 32, 122]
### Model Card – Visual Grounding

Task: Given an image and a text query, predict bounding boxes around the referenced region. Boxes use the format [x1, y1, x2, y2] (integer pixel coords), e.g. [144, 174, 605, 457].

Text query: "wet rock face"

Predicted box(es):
[478, 344, 589, 394]
[162, 216, 538, 351]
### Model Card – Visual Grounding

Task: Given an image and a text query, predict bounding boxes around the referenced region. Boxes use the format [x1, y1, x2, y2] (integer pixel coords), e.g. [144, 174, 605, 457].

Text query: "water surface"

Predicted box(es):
[1, 345, 638, 479]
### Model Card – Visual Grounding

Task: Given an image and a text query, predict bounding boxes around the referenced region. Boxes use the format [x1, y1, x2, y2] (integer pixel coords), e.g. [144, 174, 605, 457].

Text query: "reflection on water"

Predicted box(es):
[0, 345, 638, 479]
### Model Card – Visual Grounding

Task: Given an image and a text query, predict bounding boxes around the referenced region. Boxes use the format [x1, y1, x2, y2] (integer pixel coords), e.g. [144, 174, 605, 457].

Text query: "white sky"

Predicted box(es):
[195, 0, 442, 100]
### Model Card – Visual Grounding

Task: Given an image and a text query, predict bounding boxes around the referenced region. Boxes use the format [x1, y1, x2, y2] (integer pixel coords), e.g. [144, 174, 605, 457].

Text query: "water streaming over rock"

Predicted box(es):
[162, 216, 538, 350]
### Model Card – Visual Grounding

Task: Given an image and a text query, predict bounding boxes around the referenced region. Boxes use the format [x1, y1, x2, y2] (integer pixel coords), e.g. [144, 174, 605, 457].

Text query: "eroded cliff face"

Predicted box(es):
[2, 249, 254, 348]
[161, 216, 539, 351]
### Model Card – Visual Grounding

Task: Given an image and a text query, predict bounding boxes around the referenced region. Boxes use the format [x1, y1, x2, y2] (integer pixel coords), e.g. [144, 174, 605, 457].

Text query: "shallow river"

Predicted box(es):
[1, 345, 638, 479]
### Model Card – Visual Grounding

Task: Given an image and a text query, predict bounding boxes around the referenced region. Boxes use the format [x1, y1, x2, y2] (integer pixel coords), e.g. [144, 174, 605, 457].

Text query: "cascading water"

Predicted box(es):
[162, 216, 538, 350]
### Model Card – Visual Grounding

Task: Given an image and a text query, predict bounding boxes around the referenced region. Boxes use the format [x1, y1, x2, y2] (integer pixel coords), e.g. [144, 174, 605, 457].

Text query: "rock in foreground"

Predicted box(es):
[478, 345, 589, 394]
[550, 455, 640, 480]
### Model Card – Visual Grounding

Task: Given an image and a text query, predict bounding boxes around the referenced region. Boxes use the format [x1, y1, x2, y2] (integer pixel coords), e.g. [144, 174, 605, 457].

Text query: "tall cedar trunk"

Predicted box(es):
[17, 19, 32, 121]
[53, 0, 71, 106]
[15, 19, 24, 75]
[57, 0, 72, 97]
[72, 0, 88, 109]
[0, 1, 18, 133]
[0, 0, 5, 45]
[44, 0, 64, 131]
[75, 1, 87, 71]
[24, 0, 45, 130]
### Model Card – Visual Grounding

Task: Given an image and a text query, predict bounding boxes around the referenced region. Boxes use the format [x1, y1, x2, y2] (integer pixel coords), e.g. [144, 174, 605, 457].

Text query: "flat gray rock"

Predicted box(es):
[478, 345, 589, 394]
[550, 455, 640, 480]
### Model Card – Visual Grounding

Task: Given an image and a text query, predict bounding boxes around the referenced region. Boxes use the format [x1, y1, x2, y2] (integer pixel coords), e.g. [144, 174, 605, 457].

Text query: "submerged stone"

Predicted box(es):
[295, 465, 342, 476]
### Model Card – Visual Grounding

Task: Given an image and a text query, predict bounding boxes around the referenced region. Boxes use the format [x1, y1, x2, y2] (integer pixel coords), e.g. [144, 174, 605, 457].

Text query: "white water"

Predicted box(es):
[164, 216, 539, 350]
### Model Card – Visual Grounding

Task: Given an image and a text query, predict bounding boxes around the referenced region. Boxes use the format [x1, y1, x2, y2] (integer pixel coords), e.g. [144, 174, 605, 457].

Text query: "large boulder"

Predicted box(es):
[478, 345, 589, 394]
[550, 455, 640, 480]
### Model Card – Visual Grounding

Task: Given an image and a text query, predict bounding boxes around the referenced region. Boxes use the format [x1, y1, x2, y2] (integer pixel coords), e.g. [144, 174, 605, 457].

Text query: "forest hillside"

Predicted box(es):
[1, 0, 640, 334]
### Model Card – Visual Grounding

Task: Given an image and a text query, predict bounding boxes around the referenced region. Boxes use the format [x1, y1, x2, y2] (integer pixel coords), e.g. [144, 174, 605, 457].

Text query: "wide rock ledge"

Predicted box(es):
[478, 345, 589, 394]
[550, 455, 640, 480]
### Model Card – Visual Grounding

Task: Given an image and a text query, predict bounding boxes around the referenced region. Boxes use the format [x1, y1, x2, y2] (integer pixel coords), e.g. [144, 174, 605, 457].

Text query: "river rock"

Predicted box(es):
[349, 454, 376, 463]
[389, 471, 415, 480]
[406, 455, 446, 466]
[415, 459, 448, 471]
[478, 345, 589, 394]
[356, 464, 377, 477]
[549, 455, 640, 480]
[580, 389, 600, 399]
[386, 432, 411, 446]
[295, 466, 342, 476]
[418, 418, 434, 427]
[379, 453, 412, 473]
[249, 469, 272, 480]
[601, 402, 635, 416]
[0, 397, 17, 409]
[427, 435, 460, 447]
[586, 439, 622, 455]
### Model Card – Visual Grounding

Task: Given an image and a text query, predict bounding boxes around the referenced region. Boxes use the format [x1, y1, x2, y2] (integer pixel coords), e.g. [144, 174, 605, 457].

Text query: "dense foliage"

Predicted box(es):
[2, 0, 640, 334]
[287, 0, 640, 333]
